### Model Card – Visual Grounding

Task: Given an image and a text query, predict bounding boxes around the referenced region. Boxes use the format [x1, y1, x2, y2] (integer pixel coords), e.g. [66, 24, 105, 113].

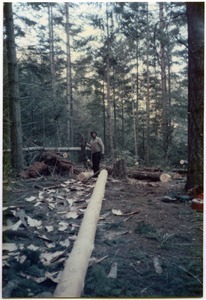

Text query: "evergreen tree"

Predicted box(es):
[4, 3, 24, 173]
[186, 2, 204, 190]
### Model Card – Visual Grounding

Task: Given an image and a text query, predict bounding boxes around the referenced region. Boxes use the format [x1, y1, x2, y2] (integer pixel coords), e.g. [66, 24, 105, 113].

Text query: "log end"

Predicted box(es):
[160, 173, 172, 183]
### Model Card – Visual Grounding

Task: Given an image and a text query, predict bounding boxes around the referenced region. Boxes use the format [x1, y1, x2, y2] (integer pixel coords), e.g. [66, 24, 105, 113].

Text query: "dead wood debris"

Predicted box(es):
[19, 151, 78, 179]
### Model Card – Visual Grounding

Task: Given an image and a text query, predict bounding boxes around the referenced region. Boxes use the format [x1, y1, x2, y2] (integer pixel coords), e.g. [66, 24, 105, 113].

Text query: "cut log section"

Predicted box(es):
[180, 159, 188, 165]
[127, 170, 162, 182]
[160, 173, 172, 182]
[77, 171, 94, 182]
[53, 169, 108, 297]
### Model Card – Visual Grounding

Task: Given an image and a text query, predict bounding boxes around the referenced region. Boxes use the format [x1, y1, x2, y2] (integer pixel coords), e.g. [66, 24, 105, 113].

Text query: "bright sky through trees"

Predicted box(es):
[13, 2, 186, 74]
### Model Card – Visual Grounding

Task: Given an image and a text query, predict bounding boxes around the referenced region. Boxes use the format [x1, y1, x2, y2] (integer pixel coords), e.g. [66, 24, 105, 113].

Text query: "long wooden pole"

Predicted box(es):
[3, 146, 90, 153]
[53, 169, 108, 297]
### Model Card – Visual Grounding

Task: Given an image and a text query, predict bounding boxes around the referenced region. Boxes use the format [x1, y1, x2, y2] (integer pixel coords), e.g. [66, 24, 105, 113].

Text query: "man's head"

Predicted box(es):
[91, 131, 97, 138]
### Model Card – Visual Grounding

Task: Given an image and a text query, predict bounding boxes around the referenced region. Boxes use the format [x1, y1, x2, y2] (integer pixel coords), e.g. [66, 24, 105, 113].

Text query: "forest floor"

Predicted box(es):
[2, 167, 203, 298]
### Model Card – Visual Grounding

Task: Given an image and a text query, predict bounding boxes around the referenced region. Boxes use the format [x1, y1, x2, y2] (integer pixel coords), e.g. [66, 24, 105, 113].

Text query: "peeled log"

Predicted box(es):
[53, 169, 108, 297]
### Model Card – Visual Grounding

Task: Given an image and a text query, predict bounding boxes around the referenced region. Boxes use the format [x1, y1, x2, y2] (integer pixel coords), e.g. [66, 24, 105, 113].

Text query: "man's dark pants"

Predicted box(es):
[92, 152, 101, 176]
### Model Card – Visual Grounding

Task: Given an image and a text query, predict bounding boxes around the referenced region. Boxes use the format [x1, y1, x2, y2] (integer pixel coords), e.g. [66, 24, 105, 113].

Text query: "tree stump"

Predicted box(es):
[112, 159, 127, 179]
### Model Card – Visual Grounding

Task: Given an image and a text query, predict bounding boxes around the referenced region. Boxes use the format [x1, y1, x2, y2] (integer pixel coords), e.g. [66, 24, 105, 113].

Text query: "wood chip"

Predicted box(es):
[60, 239, 70, 247]
[3, 243, 18, 252]
[40, 250, 67, 266]
[27, 244, 39, 251]
[112, 209, 123, 216]
[58, 221, 68, 231]
[3, 220, 23, 232]
[25, 196, 37, 202]
[27, 216, 42, 229]
[45, 271, 62, 283]
[45, 225, 54, 232]
[65, 211, 79, 219]
[107, 262, 118, 278]
[153, 257, 163, 274]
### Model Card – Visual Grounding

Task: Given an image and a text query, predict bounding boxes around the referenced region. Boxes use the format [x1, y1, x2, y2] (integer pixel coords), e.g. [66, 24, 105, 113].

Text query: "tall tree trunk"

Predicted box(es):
[133, 39, 139, 160]
[48, 4, 60, 146]
[121, 97, 125, 150]
[186, 3, 204, 190]
[145, 5, 150, 165]
[106, 4, 114, 161]
[132, 100, 137, 158]
[65, 3, 73, 146]
[159, 3, 169, 163]
[4, 3, 24, 174]
[102, 81, 106, 150]
[167, 54, 172, 144]
[3, 44, 11, 149]
[165, 7, 172, 146]
[112, 72, 117, 150]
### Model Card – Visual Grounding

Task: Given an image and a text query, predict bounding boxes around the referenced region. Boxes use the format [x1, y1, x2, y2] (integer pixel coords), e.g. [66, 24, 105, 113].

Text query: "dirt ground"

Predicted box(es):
[2, 169, 203, 298]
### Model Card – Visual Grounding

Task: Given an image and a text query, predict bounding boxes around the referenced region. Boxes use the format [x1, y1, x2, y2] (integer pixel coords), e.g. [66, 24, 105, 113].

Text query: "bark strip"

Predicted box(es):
[53, 169, 108, 297]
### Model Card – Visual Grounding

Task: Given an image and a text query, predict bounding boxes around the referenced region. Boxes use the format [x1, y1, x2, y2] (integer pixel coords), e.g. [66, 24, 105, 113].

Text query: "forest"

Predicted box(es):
[3, 2, 194, 170]
[2, 2, 204, 298]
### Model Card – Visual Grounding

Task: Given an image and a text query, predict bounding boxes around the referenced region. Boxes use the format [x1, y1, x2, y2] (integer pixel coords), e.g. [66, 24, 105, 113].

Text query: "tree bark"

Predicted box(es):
[145, 4, 150, 165]
[4, 3, 24, 174]
[134, 38, 139, 160]
[48, 4, 60, 146]
[186, 3, 204, 191]
[53, 170, 108, 297]
[106, 4, 115, 162]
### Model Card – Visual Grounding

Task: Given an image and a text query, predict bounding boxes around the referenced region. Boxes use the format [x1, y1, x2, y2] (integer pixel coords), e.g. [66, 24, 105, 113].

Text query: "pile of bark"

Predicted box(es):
[19, 151, 78, 179]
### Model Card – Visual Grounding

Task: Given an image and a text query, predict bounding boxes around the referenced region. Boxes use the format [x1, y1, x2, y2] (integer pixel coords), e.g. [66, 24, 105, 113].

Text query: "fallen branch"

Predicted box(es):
[121, 209, 140, 217]
[53, 169, 108, 297]
[123, 215, 133, 222]
[112, 209, 140, 217]
[89, 255, 109, 267]
[4, 146, 90, 153]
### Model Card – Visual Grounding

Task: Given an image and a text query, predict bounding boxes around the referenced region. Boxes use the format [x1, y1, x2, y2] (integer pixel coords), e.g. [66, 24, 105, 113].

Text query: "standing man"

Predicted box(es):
[87, 131, 105, 177]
